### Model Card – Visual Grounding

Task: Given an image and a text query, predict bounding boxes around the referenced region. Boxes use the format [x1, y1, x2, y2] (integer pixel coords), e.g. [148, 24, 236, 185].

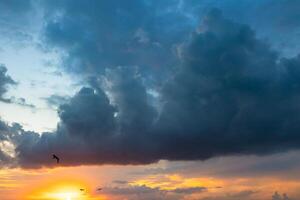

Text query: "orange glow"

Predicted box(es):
[0, 165, 300, 200]
[131, 174, 223, 190]
[22, 177, 106, 200]
[26, 180, 86, 200]
[26, 184, 106, 200]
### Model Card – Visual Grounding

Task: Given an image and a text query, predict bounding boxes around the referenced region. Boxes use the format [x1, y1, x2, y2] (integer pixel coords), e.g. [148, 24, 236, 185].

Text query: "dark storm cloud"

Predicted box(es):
[12, 87, 115, 168]
[103, 66, 157, 138]
[11, 67, 159, 167]
[40, 0, 192, 79]
[190, 0, 300, 56]
[58, 87, 116, 139]
[3, 2, 300, 168]
[153, 9, 300, 160]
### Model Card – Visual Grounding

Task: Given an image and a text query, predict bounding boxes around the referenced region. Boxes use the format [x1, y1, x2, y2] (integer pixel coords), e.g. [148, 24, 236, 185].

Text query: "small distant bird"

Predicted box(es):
[97, 188, 102, 191]
[80, 188, 85, 192]
[52, 154, 60, 163]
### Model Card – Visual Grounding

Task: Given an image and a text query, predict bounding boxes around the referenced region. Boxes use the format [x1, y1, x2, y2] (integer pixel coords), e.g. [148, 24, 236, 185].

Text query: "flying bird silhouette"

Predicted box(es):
[97, 188, 102, 191]
[80, 188, 85, 192]
[52, 154, 60, 163]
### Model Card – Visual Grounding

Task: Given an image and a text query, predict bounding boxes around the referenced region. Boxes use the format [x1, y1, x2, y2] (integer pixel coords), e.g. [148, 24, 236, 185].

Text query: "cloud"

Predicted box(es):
[0, 0, 34, 45]
[6, 97, 36, 108]
[0, 0, 32, 15]
[58, 87, 116, 139]
[249, 0, 300, 56]
[40, 0, 192, 78]
[0, 65, 23, 165]
[0, 64, 35, 108]
[11, 66, 159, 167]
[154, 9, 300, 160]
[200, 190, 257, 200]
[187, 0, 300, 57]
[130, 150, 300, 182]
[171, 187, 207, 194]
[102, 184, 206, 200]
[272, 192, 292, 200]
[0, 64, 16, 102]
[112, 180, 129, 185]
[44, 94, 69, 108]
[2, 8, 300, 168]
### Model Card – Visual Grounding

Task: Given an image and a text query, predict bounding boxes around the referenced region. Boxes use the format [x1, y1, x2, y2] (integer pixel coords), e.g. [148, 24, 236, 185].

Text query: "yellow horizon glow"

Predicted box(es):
[0, 165, 299, 200]
[26, 180, 89, 200]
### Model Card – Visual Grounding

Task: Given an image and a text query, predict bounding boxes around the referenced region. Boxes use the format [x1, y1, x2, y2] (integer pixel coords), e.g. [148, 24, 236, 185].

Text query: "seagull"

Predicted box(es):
[52, 154, 60, 163]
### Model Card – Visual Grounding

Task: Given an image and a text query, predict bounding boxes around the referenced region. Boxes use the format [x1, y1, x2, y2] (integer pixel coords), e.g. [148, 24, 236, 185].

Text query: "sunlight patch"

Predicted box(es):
[0, 140, 16, 158]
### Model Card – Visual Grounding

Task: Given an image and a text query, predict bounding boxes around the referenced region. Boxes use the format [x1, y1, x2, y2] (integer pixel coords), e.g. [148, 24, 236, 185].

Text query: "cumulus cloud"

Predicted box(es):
[2, 7, 300, 168]
[11, 67, 159, 167]
[153, 9, 300, 160]
[40, 0, 192, 79]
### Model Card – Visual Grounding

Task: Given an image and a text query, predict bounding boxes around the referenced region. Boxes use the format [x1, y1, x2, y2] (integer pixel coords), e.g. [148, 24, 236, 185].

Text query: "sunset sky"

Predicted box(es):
[0, 0, 300, 199]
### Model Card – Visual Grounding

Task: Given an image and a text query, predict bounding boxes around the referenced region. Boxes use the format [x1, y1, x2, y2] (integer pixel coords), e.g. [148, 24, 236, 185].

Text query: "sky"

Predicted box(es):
[0, 0, 300, 199]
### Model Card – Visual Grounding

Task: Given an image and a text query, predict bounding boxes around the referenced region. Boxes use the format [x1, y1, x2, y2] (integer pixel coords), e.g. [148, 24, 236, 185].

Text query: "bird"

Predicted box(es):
[97, 188, 102, 191]
[80, 188, 85, 192]
[52, 154, 60, 163]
